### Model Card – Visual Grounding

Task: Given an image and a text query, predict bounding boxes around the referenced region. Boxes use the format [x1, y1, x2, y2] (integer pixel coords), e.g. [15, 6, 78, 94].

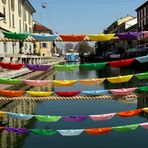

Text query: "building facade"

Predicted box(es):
[136, 1, 148, 31]
[0, 0, 35, 62]
[33, 20, 55, 57]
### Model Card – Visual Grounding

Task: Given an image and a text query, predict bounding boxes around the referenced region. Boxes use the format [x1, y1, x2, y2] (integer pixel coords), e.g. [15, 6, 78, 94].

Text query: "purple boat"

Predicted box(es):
[6, 127, 30, 134]
[63, 116, 88, 122]
[117, 32, 142, 40]
[25, 64, 51, 71]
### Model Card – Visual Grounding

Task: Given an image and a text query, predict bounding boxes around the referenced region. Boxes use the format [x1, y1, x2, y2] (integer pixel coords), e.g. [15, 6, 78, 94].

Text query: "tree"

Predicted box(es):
[64, 43, 74, 53]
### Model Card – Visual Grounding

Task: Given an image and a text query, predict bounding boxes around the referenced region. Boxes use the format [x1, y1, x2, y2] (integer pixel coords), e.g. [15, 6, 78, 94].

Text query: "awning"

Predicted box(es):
[88, 33, 115, 41]
[31, 34, 58, 41]
[59, 34, 86, 42]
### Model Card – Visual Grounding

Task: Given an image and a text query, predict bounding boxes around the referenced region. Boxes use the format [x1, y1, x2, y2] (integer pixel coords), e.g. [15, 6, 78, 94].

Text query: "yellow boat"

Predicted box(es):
[107, 75, 133, 83]
[79, 78, 105, 85]
[26, 91, 53, 97]
[52, 80, 78, 86]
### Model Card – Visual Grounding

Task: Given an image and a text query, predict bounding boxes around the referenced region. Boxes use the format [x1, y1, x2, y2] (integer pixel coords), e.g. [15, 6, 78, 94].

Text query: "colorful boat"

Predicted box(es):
[25, 64, 51, 71]
[85, 127, 112, 135]
[59, 34, 86, 42]
[134, 72, 148, 80]
[0, 78, 22, 85]
[58, 129, 84, 136]
[89, 113, 116, 121]
[52, 80, 77, 86]
[0, 62, 24, 70]
[107, 75, 133, 83]
[63, 116, 88, 122]
[136, 86, 148, 93]
[82, 90, 109, 96]
[24, 80, 50, 87]
[110, 87, 137, 96]
[26, 91, 53, 97]
[80, 62, 107, 70]
[55, 91, 81, 97]
[53, 64, 79, 71]
[116, 32, 142, 40]
[117, 109, 142, 117]
[136, 55, 148, 63]
[108, 58, 134, 67]
[0, 90, 25, 97]
[79, 78, 105, 85]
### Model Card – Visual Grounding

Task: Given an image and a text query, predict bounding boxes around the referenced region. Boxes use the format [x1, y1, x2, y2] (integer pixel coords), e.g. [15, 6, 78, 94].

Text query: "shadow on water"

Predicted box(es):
[0, 63, 148, 148]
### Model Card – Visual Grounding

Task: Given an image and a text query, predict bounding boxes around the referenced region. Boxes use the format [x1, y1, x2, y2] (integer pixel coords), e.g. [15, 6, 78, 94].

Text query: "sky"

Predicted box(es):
[30, 0, 146, 35]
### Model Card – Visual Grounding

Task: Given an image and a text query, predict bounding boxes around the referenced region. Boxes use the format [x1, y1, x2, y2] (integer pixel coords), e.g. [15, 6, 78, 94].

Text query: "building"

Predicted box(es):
[33, 20, 55, 57]
[135, 1, 148, 31]
[0, 0, 35, 62]
[105, 15, 135, 33]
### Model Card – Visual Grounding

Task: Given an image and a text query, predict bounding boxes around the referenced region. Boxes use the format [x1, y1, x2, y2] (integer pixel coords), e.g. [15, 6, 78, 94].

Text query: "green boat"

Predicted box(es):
[135, 72, 148, 80]
[0, 78, 22, 85]
[80, 62, 107, 70]
[136, 86, 148, 93]
[53, 64, 79, 71]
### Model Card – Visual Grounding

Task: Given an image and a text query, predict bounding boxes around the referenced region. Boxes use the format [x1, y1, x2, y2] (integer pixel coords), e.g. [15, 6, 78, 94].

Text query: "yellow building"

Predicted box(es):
[33, 20, 55, 57]
[0, 0, 35, 61]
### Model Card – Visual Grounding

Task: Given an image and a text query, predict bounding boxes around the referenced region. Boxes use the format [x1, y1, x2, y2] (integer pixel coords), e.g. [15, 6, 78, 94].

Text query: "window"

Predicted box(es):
[3, 6, 6, 22]
[42, 43, 47, 48]
[28, 12, 31, 25]
[18, 1, 21, 17]
[11, 0, 14, 11]
[4, 42, 7, 53]
[19, 20, 21, 32]
[24, 9, 26, 21]
[12, 13, 15, 27]
[25, 24, 27, 32]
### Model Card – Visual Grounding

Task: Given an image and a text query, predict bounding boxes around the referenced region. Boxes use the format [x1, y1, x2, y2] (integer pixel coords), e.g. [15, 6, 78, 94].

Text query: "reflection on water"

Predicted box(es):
[0, 65, 148, 148]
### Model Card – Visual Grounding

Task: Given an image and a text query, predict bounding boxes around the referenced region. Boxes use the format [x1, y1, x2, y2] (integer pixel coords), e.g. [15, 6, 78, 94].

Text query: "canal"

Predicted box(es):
[0, 64, 148, 148]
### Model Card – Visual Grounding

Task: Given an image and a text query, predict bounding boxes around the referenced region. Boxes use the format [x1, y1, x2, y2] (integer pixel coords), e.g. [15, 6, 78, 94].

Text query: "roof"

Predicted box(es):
[33, 21, 53, 34]
[25, 0, 36, 13]
[135, 1, 148, 11]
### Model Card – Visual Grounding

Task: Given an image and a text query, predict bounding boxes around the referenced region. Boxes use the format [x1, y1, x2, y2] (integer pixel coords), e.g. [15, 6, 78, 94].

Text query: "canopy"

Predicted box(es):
[59, 34, 86, 41]
[116, 32, 142, 40]
[3, 32, 29, 40]
[32, 34, 58, 41]
[88, 33, 115, 41]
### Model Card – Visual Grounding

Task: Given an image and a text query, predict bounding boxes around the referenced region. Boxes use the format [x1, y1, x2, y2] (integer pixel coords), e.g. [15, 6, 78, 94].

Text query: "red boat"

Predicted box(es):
[108, 58, 135, 67]
[0, 62, 24, 70]
[117, 109, 142, 117]
[55, 91, 81, 97]
[0, 90, 25, 97]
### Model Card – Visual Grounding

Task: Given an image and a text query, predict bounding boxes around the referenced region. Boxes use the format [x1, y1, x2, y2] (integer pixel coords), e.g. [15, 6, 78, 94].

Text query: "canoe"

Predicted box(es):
[117, 109, 142, 117]
[79, 78, 105, 85]
[58, 129, 84, 136]
[55, 91, 81, 97]
[0, 90, 25, 97]
[112, 124, 139, 132]
[80, 62, 107, 70]
[108, 58, 134, 67]
[0, 62, 23, 70]
[110, 87, 137, 96]
[82, 90, 109, 96]
[24, 80, 50, 87]
[63, 116, 88, 122]
[89, 113, 116, 121]
[8, 112, 33, 120]
[0, 78, 22, 85]
[35, 115, 61, 122]
[136, 55, 148, 63]
[59, 34, 86, 42]
[26, 91, 53, 97]
[85, 127, 112, 135]
[52, 80, 78, 86]
[88, 34, 115, 41]
[31, 129, 57, 135]
[116, 32, 142, 40]
[6, 127, 30, 134]
[107, 75, 133, 83]
[135, 72, 148, 80]
[25, 64, 50, 71]
[53, 64, 79, 71]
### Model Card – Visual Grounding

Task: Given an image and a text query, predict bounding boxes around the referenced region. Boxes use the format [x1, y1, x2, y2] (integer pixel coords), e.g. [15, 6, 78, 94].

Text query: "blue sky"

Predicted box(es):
[30, 0, 146, 34]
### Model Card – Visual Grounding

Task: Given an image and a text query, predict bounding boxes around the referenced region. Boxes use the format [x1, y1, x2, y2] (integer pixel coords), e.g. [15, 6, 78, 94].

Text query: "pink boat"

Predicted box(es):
[140, 123, 148, 129]
[24, 80, 50, 87]
[89, 113, 116, 121]
[110, 87, 137, 96]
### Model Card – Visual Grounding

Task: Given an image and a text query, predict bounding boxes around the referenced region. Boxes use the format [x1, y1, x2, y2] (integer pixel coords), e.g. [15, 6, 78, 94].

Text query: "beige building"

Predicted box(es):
[0, 0, 35, 62]
[33, 20, 55, 57]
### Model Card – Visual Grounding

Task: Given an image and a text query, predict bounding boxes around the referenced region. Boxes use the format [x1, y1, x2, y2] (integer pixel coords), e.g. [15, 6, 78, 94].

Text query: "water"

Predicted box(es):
[0, 65, 148, 148]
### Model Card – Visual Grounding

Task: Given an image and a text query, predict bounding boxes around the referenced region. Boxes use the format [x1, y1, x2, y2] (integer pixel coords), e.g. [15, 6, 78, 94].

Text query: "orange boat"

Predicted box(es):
[117, 109, 142, 117]
[0, 90, 25, 97]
